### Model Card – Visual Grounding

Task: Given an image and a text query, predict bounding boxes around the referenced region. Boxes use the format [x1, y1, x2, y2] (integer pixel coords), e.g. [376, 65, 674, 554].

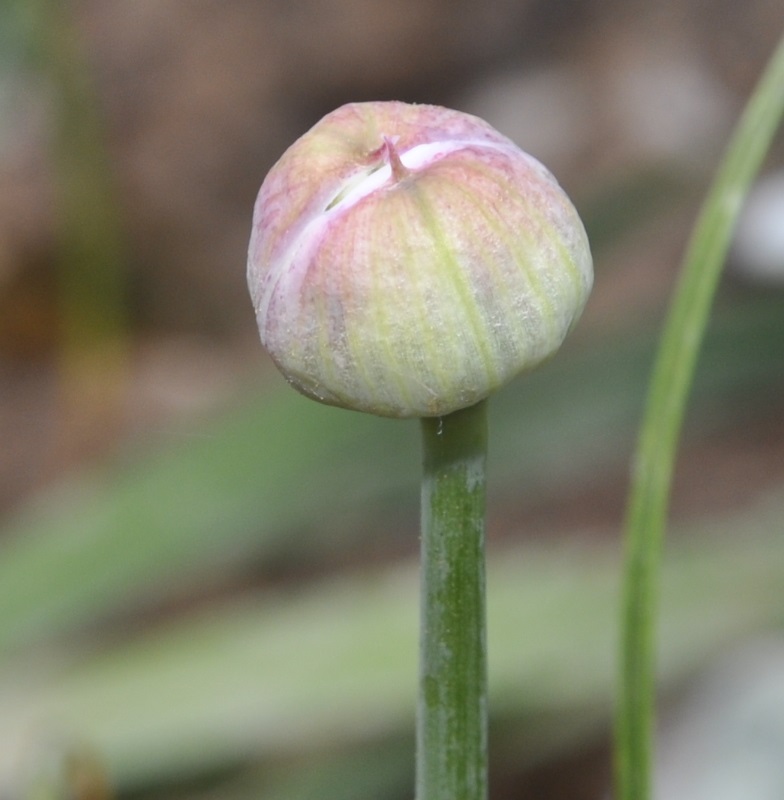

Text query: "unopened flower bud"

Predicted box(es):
[247, 101, 592, 418]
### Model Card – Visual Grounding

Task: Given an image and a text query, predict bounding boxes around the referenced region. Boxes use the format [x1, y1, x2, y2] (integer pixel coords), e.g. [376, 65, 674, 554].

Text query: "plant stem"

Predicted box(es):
[417, 400, 488, 800]
[615, 31, 784, 800]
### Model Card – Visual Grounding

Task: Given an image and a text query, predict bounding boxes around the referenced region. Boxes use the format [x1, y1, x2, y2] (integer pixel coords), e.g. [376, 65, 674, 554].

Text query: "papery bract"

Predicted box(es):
[248, 101, 592, 417]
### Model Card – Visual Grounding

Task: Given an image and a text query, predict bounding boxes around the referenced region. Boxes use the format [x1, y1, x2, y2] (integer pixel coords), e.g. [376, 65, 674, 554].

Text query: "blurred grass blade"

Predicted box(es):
[26, 0, 131, 460]
[616, 31, 784, 800]
[0, 390, 412, 653]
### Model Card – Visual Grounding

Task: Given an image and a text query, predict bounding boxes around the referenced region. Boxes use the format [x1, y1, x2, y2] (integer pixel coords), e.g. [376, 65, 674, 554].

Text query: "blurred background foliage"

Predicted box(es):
[0, 1, 782, 798]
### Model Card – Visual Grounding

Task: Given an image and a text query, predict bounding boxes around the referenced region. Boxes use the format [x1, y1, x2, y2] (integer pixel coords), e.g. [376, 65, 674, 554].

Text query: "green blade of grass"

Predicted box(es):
[615, 31, 784, 800]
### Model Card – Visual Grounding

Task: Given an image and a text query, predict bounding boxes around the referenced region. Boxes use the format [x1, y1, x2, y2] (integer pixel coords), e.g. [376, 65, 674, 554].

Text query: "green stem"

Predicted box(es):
[615, 31, 784, 800]
[417, 400, 488, 800]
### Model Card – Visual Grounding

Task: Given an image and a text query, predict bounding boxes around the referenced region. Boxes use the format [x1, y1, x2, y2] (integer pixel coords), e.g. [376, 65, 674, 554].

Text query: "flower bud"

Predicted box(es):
[247, 101, 592, 418]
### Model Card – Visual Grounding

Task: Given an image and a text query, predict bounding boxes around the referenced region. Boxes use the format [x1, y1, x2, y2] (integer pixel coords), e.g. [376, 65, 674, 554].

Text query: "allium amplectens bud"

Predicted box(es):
[248, 101, 592, 418]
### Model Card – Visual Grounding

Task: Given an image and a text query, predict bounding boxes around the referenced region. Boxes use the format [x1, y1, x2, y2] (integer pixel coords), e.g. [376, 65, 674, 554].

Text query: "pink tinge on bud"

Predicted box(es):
[247, 101, 593, 418]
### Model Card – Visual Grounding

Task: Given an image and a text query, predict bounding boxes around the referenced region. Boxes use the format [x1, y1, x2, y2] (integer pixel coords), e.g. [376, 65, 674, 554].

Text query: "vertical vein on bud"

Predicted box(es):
[447, 178, 545, 355]
[458, 161, 559, 336]
[357, 204, 416, 411]
[521, 187, 589, 294]
[412, 187, 499, 391]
